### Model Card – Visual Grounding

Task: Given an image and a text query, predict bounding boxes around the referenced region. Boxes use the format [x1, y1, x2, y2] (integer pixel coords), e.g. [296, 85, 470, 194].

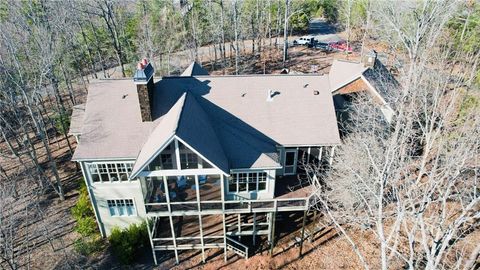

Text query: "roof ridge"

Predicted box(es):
[176, 93, 230, 172]
[172, 92, 188, 134]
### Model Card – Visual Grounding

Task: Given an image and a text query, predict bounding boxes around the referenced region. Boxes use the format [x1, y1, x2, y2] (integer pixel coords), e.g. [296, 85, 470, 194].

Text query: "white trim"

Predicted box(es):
[129, 134, 176, 179]
[73, 157, 136, 162]
[106, 198, 137, 217]
[279, 143, 341, 147]
[229, 166, 282, 172]
[174, 138, 181, 169]
[283, 149, 297, 175]
[226, 171, 269, 194]
[360, 75, 388, 105]
[85, 161, 136, 184]
[138, 168, 223, 177]
[361, 75, 395, 123]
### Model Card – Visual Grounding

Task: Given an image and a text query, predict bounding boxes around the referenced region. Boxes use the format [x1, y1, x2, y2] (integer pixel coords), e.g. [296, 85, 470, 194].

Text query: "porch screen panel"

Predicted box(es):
[167, 175, 197, 202]
[199, 175, 221, 201]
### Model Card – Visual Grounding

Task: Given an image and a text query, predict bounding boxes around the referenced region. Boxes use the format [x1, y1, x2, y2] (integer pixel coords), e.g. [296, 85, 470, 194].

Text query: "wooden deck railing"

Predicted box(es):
[145, 196, 310, 216]
[226, 236, 249, 259]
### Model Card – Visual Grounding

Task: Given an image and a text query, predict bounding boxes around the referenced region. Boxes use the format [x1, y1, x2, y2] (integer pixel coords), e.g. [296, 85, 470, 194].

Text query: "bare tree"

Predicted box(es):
[305, 1, 480, 270]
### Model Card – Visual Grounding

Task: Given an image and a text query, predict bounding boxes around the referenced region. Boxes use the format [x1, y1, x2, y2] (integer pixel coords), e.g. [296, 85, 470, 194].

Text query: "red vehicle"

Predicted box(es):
[329, 41, 353, 53]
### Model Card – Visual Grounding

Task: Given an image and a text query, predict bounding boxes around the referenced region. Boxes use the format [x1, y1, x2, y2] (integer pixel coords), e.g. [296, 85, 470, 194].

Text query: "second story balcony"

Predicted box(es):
[141, 173, 313, 216]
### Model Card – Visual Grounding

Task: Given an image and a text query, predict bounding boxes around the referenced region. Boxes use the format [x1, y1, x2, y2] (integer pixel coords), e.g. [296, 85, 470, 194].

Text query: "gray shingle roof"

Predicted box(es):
[130, 93, 185, 176]
[68, 104, 85, 135]
[329, 59, 399, 104]
[175, 93, 229, 173]
[181, 61, 209, 76]
[72, 66, 341, 171]
[329, 59, 368, 92]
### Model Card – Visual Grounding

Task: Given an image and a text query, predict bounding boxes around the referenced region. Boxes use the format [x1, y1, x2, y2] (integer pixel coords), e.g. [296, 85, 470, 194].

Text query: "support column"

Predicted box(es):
[147, 217, 158, 265]
[223, 214, 228, 262]
[169, 215, 179, 264]
[299, 210, 307, 257]
[164, 176, 179, 264]
[310, 210, 317, 243]
[318, 147, 323, 167]
[237, 214, 241, 239]
[221, 175, 228, 262]
[195, 175, 205, 263]
[329, 146, 336, 165]
[252, 213, 256, 246]
[269, 212, 276, 256]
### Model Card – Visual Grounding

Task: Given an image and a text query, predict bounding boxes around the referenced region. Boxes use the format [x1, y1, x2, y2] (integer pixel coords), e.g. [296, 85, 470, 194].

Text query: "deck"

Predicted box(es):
[145, 174, 313, 216]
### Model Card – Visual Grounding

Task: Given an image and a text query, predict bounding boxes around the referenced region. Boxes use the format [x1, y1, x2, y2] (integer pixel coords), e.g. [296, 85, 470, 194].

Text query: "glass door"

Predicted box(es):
[284, 150, 297, 175]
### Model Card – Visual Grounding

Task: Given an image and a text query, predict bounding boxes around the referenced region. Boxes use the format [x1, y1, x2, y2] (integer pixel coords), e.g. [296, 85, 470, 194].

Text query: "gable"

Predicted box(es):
[130, 92, 229, 178]
[176, 94, 229, 173]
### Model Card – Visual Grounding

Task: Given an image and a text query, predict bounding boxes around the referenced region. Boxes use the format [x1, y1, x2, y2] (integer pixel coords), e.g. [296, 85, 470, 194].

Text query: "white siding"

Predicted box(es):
[91, 181, 146, 235]
[80, 160, 146, 236]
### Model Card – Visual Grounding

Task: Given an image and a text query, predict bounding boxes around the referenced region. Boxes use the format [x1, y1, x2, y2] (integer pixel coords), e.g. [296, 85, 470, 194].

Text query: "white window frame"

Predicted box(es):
[283, 149, 298, 175]
[227, 171, 268, 194]
[106, 199, 137, 217]
[86, 161, 135, 183]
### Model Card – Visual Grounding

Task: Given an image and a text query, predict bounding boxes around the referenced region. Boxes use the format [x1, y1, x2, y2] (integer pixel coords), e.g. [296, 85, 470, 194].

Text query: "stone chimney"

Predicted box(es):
[364, 50, 377, 68]
[134, 59, 155, 122]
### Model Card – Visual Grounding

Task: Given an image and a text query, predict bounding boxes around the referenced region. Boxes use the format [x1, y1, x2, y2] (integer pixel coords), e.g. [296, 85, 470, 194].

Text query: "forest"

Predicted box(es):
[0, 0, 479, 269]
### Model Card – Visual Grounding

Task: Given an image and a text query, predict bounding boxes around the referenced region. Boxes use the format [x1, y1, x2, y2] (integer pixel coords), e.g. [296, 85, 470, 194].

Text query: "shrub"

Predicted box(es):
[74, 236, 104, 256]
[108, 222, 149, 265]
[71, 192, 93, 220]
[72, 178, 96, 237]
[75, 216, 97, 237]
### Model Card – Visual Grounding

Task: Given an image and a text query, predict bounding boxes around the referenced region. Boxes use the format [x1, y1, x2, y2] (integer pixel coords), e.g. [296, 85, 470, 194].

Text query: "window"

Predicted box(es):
[107, 199, 136, 216]
[87, 162, 135, 183]
[229, 174, 237, 192]
[228, 172, 268, 193]
[248, 173, 257, 191]
[88, 164, 100, 182]
[238, 173, 247, 192]
[126, 200, 136, 215]
[107, 200, 116, 216]
[202, 159, 213, 169]
[161, 154, 173, 169]
[180, 153, 198, 169]
[258, 172, 267, 191]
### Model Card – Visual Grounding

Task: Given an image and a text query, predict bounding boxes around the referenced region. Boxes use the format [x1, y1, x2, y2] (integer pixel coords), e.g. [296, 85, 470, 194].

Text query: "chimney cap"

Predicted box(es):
[134, 62, 154, 84]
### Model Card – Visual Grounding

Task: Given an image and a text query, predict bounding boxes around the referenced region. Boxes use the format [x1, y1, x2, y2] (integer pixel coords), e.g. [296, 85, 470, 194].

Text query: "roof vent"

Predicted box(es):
[267, 90, 280, 101]
[313, 90, 320, 95]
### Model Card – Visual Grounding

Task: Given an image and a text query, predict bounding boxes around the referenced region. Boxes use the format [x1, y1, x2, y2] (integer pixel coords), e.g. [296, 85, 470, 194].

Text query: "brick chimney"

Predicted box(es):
[134, 59, 155, 122]
[364, 50, 377, 68]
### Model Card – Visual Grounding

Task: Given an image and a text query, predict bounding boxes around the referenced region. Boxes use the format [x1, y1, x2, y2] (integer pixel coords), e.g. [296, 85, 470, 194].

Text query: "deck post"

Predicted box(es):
[169, 215, 179, 264]
[223, 213, 228, 261]
[164, 176, 179, 264]
[237, 214, 242, 240]
[221, 175, 228, 262]
[329, 146, 336, 165]
[269, 212, 276, 256]
[195, 175, 206, 263]
[310, 210, 317, 243]
[252, 213, 256, 246]
[318, 147, 323, 167]
[147, 217, 158, 265]
[299, 210, 307, 257]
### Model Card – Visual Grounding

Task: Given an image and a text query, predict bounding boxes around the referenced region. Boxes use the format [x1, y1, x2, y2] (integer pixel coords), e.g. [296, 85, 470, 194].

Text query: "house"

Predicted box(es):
[329, 50, 398, 124]
[71, 60, 341, 264]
